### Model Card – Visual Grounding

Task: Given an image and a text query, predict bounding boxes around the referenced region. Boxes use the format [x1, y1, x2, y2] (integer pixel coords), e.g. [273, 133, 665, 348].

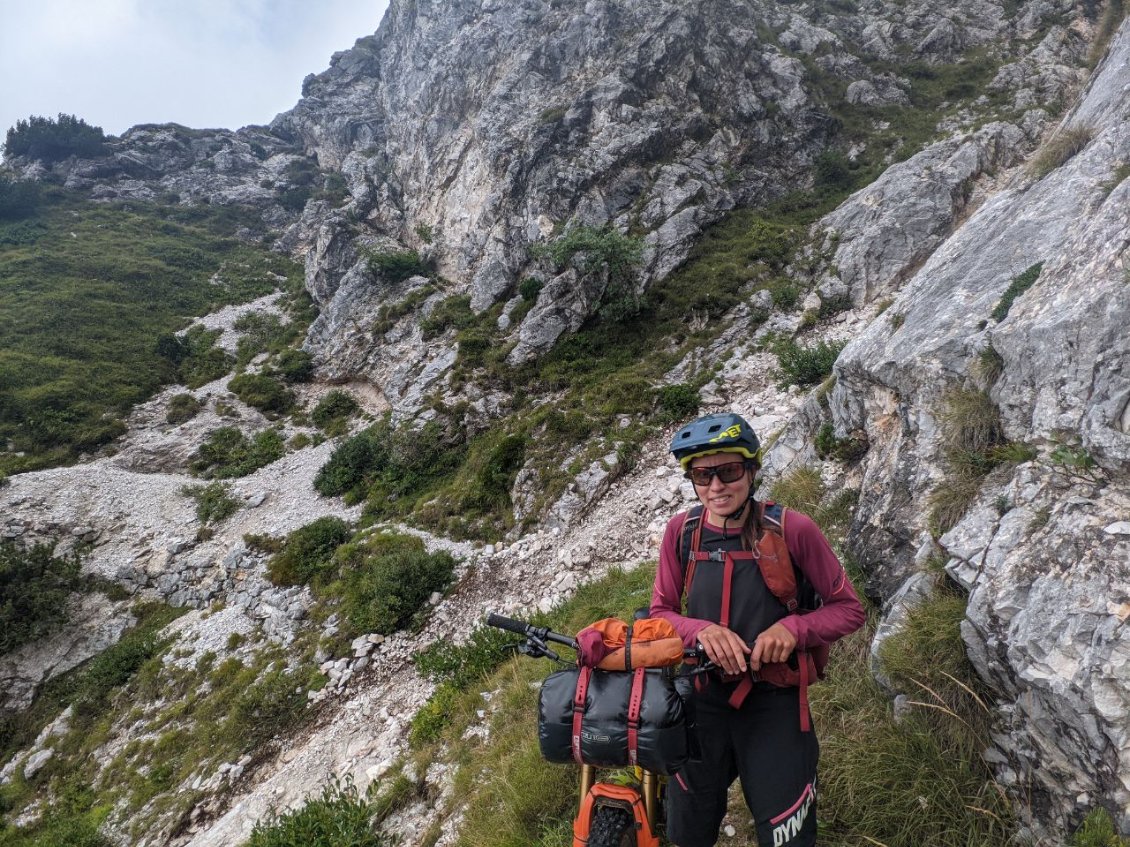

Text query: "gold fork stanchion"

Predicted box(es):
[642, 769, 658, 831]
[580, 764, 595, 800]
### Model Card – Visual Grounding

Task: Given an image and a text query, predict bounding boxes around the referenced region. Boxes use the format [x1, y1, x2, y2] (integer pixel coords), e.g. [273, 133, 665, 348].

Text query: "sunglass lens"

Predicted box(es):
[717, 462, 745, 483]
[688, 462, 745, 485]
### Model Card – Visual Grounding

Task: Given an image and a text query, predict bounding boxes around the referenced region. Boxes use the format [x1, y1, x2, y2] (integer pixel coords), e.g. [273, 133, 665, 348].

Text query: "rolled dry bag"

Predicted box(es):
[538, 666, 692, 775]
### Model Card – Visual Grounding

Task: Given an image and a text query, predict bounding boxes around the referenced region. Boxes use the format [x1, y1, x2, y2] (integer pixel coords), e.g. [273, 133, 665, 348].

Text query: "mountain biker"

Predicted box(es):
[650, 412, 866, 847]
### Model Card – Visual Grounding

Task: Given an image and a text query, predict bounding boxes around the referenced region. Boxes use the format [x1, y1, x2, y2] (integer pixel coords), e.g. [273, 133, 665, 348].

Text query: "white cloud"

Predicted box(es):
[0, 0, 389, 138]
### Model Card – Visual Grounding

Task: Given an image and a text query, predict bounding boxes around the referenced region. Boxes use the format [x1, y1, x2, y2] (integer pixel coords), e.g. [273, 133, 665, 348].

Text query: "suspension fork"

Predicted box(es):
[580, 764, 595, 799]
[641, 768, 659, 831]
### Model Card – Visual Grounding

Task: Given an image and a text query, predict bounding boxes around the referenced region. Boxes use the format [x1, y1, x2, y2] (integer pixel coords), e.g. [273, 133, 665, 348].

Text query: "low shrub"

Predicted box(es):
[156, 326, 234, 390]
[273, 349, 314, 383]
[414, 624, 517, 690]
[0, 175, 41, 221]
[0, 540, 83, 653]
[657, 383, 700, 421]
[234, 312, 298, 367]
[181, 482, 240, 524]
[189, 427, 286, 478]
[465, 433, 527, 512]
[519, 276, 543, 301]
[314, 426, 386, 501]
[773, 337, 845, 387]
[266, 517, 352, 587]
[815, 422, 868, 462]
[768, 278, 801, 310]
[368, 248, 431, 283]
[332, 534, 456, 636]
[817, 292, 853, 319]
[536, 225, 645, 320]
[221, 663, 319, 748]
[227, 373, 294, 414]
[246, 778, 392, 847]
[165, 393, 200, 425]
[316, 417, 465, 518]
[311, 390, 359, 433]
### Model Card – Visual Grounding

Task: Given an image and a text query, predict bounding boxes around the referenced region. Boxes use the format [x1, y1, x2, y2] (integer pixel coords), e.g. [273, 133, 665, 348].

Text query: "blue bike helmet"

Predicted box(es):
[670, 412, 761, 469]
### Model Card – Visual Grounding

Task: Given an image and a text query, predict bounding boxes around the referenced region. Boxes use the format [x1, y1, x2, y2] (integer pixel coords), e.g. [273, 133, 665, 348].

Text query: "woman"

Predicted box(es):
[650, 412, 866, 847]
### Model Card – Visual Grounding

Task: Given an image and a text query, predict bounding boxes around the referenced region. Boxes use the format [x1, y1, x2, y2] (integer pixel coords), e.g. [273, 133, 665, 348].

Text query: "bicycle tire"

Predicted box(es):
[587, 804, 635, 847]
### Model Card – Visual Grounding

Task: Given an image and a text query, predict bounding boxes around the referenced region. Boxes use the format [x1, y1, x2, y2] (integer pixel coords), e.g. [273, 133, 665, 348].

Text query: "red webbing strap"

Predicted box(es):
[727, 674, 753, 709]
[572, 666, 591, 764]
[684, 512, 704, 601]
[799, 652, 812, 733]
[626, 668, 646, 767]
[720, 552, 734, 628]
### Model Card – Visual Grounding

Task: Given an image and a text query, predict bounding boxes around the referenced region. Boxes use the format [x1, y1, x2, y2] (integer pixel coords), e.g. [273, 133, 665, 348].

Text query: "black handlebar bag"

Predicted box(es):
[538, 666, 693, 775]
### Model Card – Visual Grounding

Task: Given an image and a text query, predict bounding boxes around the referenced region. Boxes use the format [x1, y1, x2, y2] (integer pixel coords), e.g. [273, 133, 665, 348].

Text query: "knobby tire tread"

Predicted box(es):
[587, 804, 635, 847]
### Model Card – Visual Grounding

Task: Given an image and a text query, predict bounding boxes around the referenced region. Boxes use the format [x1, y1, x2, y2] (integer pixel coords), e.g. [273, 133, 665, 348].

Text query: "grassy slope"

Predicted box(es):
[0, 190, 301, 474]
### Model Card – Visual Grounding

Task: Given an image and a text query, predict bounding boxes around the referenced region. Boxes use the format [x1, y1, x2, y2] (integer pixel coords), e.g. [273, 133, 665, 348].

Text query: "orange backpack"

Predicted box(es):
[573, 782, 658, 847]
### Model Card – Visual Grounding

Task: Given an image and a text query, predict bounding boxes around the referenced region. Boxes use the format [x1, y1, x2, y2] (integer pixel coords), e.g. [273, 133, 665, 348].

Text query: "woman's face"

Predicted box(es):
[688, 452, 753, 523]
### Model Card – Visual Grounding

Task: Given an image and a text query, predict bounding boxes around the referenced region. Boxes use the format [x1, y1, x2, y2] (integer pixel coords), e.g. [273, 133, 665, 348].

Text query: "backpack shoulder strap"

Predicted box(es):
[678, 505, 704, 603]
[760, 500, 786, 533]
[754, 501, 799, 612]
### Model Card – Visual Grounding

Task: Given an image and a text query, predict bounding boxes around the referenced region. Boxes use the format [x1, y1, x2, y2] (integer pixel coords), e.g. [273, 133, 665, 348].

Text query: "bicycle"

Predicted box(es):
[486, 612, 713, 847]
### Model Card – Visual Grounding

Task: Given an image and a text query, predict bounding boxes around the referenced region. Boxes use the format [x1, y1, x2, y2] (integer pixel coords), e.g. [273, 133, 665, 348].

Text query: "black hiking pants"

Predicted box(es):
[666, 681, 819, 847]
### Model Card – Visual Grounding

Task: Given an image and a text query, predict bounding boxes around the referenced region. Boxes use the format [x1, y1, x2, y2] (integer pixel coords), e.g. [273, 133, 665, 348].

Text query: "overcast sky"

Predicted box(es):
[0, 0, 390, 139]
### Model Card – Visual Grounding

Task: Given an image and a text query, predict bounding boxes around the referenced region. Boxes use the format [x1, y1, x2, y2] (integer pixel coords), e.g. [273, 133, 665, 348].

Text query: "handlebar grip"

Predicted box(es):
[486, 612, 530, 635]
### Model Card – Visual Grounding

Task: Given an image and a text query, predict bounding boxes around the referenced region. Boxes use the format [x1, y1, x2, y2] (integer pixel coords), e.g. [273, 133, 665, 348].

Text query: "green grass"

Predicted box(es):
[991, 262, 1044, 322]
[1027, 127, 1094, 180]
[0, 190, 302, 475]
[1071, 808, 1130, 846]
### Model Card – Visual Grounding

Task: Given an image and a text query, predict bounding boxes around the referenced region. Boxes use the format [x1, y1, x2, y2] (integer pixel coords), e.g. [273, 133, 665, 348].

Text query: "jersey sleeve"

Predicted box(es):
[649, 511, 715, 648]
[777, 510, 866, 650]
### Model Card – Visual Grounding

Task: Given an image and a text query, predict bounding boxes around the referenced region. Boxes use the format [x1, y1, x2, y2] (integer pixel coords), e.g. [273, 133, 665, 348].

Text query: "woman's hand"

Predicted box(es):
[697, 623, 751, 675]
[749, 622, 797, 670]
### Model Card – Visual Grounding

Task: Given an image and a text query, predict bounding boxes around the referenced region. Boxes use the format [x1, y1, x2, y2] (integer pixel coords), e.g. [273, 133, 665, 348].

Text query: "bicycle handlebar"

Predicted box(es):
[486, 613, 578, 649]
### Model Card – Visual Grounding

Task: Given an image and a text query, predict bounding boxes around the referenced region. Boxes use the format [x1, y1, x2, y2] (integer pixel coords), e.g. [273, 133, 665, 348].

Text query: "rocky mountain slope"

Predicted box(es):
[1, 0, 1128, 844]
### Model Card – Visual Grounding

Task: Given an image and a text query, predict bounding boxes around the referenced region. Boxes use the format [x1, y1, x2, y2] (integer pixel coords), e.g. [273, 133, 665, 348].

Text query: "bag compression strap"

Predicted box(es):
[626, 667, 646, 767]
[572, 666, 592, 765]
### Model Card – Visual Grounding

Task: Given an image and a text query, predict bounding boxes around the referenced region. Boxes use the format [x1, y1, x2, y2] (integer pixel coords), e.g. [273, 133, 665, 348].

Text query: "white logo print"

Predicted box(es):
[771, 783, 815, 845]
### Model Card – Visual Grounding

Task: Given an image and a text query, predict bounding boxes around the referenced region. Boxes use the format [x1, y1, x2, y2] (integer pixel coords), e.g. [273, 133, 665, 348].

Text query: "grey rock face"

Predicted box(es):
[828, 23, 1130, 839]
[277, 0, 849, 313]
[820, 121, 1029, 307]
